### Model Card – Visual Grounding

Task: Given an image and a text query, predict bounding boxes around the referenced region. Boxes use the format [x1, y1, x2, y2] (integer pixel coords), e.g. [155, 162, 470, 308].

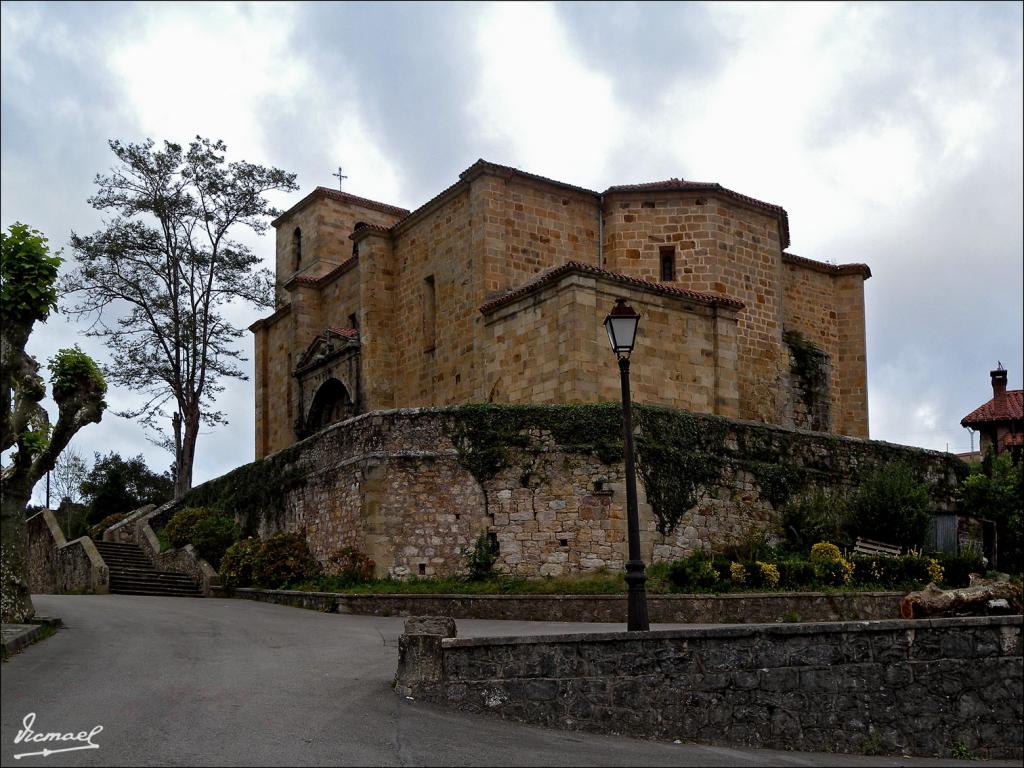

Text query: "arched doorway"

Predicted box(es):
[306, 378, 354, 433]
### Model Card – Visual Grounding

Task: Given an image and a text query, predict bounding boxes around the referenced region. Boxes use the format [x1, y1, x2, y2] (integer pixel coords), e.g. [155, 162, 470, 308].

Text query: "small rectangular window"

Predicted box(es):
[348, 313, 358, 331]
[660, 246, 676, 282]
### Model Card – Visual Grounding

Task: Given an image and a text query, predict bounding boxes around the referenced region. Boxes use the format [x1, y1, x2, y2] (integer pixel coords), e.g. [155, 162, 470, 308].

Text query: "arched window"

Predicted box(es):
[293, 227, 302, 271]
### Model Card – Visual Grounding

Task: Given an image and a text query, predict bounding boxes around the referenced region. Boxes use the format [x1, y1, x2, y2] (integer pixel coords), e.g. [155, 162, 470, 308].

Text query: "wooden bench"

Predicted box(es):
[853, 537, 902, 558]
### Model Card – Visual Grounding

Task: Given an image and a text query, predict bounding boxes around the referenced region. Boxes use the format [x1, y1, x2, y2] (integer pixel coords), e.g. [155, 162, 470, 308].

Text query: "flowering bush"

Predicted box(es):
[754, 560, 781, 589]
[729, 561, 747, 586]
[810, 541, 853, 586]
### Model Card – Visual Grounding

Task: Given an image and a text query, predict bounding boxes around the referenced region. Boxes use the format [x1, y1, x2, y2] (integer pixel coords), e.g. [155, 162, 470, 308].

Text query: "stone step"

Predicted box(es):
[109, 587, 202, 597]
[109, 574, 198, 587]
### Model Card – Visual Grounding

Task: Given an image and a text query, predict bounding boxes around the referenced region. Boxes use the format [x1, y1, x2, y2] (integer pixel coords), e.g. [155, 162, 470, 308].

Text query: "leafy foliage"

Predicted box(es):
[957, 452, 1023, 572]
[219, 538, 262, 590]
[88, 513, 127, 540]
[2, 222, 105, 623]
[781, 487, 847, 551]
[164, 506, 214, 550]
[62, 137, 298, 497]
[81, 452, 173, 525]
[251, 532, 321, 588]
[810, 542, 854, 586]
[846, 464, 931, 549]
[190, 513, 240, 569]
[326, 547, 376, 585]
[464, 532, 501, 581]
[0, 222, 61, 326]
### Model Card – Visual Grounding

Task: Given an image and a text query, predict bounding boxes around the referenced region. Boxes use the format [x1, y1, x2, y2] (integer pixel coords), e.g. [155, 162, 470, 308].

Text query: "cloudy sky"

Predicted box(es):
[2, 1, 1021, 503]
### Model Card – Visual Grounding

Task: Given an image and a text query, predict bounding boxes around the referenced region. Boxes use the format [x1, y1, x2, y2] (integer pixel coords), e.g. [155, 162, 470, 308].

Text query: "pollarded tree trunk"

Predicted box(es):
[1, 483, 36, 623]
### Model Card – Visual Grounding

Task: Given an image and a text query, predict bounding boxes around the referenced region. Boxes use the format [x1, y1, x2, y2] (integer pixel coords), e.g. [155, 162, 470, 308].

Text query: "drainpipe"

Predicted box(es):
[598, 194, 604, 269]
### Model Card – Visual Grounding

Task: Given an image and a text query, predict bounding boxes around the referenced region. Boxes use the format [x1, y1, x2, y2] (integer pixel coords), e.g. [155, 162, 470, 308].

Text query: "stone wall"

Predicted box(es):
[232, 588, 903, 624]
[395, 615, 1023, 759]
[26, 510, 108, 595]
[177, 405, 967, 580]
[481, 268, 740, 417]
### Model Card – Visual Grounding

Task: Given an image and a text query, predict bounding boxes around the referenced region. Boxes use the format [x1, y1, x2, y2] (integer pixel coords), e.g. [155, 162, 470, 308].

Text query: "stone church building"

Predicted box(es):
[250, 160, 871, 458]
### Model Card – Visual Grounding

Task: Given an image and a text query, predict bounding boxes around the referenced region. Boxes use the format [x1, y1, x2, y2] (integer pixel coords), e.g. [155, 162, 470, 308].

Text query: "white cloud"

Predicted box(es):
[105, 2, 307, 162]
[467, 2, 624, 188]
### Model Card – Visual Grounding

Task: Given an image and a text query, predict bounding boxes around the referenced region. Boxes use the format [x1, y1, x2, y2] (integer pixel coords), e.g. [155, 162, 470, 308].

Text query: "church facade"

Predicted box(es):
[250, 160, 871, 459]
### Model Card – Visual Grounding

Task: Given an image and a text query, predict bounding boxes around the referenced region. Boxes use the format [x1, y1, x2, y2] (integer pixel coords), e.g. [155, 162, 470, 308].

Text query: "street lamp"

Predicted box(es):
[603, 298, 650, 632]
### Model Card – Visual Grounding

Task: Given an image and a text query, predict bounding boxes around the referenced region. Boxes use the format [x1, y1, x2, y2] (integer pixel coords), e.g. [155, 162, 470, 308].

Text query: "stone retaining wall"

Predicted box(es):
[26, 510, 108, 595]
[173, 406, 966, 581]
[231, 588, 903, 623]
[395, 615, 1023, 759]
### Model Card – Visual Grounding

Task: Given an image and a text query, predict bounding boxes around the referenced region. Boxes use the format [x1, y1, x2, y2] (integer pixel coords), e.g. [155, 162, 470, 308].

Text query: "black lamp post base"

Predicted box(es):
[625, 559, 650, 631]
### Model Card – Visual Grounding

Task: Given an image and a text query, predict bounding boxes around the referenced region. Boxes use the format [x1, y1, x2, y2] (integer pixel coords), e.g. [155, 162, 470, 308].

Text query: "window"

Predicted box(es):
[660, 246, 676, 282]
[292, 227, 302, 271]
[423, 275, 436, 351]
[352, 221, 367, 258]
[348, 313, 358, 331]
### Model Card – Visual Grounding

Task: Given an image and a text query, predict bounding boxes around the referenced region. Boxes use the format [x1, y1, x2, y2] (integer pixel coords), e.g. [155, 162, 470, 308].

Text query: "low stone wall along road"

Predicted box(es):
[1, 595, 1018, 767]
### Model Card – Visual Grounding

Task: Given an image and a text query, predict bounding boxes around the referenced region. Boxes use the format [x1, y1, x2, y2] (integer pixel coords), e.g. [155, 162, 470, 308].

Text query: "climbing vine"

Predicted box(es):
[180, 443, 307, 536]
[783, 329, 827, 387]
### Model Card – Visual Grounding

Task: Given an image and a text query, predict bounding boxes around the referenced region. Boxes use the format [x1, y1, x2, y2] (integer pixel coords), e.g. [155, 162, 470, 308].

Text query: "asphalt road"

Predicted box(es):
[1, 595, 1014, 767]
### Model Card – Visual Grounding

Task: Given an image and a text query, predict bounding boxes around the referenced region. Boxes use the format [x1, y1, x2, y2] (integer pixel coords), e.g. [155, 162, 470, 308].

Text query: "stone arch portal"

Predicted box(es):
[306, 378, 354, 433]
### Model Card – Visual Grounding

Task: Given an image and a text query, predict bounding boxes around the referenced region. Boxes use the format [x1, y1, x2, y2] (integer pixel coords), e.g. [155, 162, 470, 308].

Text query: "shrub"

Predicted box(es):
[191, 513, 239, 569]
[847, 464, 931, 549]
[219, 538, 261, 589]
[165, 506, 214, 549]
[88, 513, 126, 539]
[721, 526, 773, 563]
[666, 551, 719, 591]
[810, 542, 853, 586]
[327, 547, 376, 585]
[780, 487, 847, 551]
[957, 452, 1023, 573]
[729, 561, 747, 586]
[850, 551, 942, 588]
[464, 532, 500, 581]
[752, 560, 780, 589]
[777, 558, 815, 589]
[935, 549, 986, 588]
[251, 532, 320, 588]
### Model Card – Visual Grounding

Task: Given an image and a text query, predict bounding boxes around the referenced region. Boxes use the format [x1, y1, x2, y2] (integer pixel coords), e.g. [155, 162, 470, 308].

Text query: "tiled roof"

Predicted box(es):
[284, 256, 359, 289]
[961, 390, 1024, 426]
[349, 223, 391, 239]
[326, 326, 359, 339]
[459, 159, 601, 197]
[272, 187, 409, 227]
[479, 260, 745, 314]
[783, 252, 872, 279]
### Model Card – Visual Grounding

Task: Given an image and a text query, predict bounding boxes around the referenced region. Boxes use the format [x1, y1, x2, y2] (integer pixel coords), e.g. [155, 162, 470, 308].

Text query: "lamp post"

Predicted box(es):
[603, 298, 650, 632]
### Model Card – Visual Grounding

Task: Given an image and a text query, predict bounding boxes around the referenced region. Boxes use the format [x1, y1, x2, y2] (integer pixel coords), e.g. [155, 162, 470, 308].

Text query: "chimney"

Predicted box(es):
[991, 365, 1008, 414]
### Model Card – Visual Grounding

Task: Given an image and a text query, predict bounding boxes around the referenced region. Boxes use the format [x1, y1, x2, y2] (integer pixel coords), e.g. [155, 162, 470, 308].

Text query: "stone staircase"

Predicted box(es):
[92, 540, 202, 597]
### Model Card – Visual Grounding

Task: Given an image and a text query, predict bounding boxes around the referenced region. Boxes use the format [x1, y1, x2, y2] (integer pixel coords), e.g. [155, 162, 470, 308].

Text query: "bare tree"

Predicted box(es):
[63, 137, 297, 498]
[51, 443, 88, 507]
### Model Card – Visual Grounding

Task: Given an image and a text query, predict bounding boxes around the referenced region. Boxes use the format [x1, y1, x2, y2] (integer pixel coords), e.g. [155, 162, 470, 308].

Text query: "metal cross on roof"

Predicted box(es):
[332, 167, 348, 191]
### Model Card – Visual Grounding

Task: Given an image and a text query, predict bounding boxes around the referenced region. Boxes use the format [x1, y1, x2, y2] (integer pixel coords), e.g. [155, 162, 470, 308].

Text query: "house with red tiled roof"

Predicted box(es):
[250, 160, 872, 457]
[961, 366, 1024, 457]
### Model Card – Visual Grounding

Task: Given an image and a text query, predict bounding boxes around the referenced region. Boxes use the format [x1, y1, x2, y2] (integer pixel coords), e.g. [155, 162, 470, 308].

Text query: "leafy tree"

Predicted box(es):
[51, 442, 88, 506]
[63, 137, 297, 498]
[957, 452, 1023, 572]
[1, 223, 106, 623]
[80, 451, 173, 524]
[846, 463, 931, 549]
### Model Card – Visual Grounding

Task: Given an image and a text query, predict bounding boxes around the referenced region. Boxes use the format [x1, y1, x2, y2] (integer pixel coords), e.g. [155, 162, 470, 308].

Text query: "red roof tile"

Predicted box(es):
[479, 260, 745, 314]
[272, 187, 409, 227]
[326, 326, 359, 339]
[783, 252, 872, 279]
[961, 390, 1024, 426]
